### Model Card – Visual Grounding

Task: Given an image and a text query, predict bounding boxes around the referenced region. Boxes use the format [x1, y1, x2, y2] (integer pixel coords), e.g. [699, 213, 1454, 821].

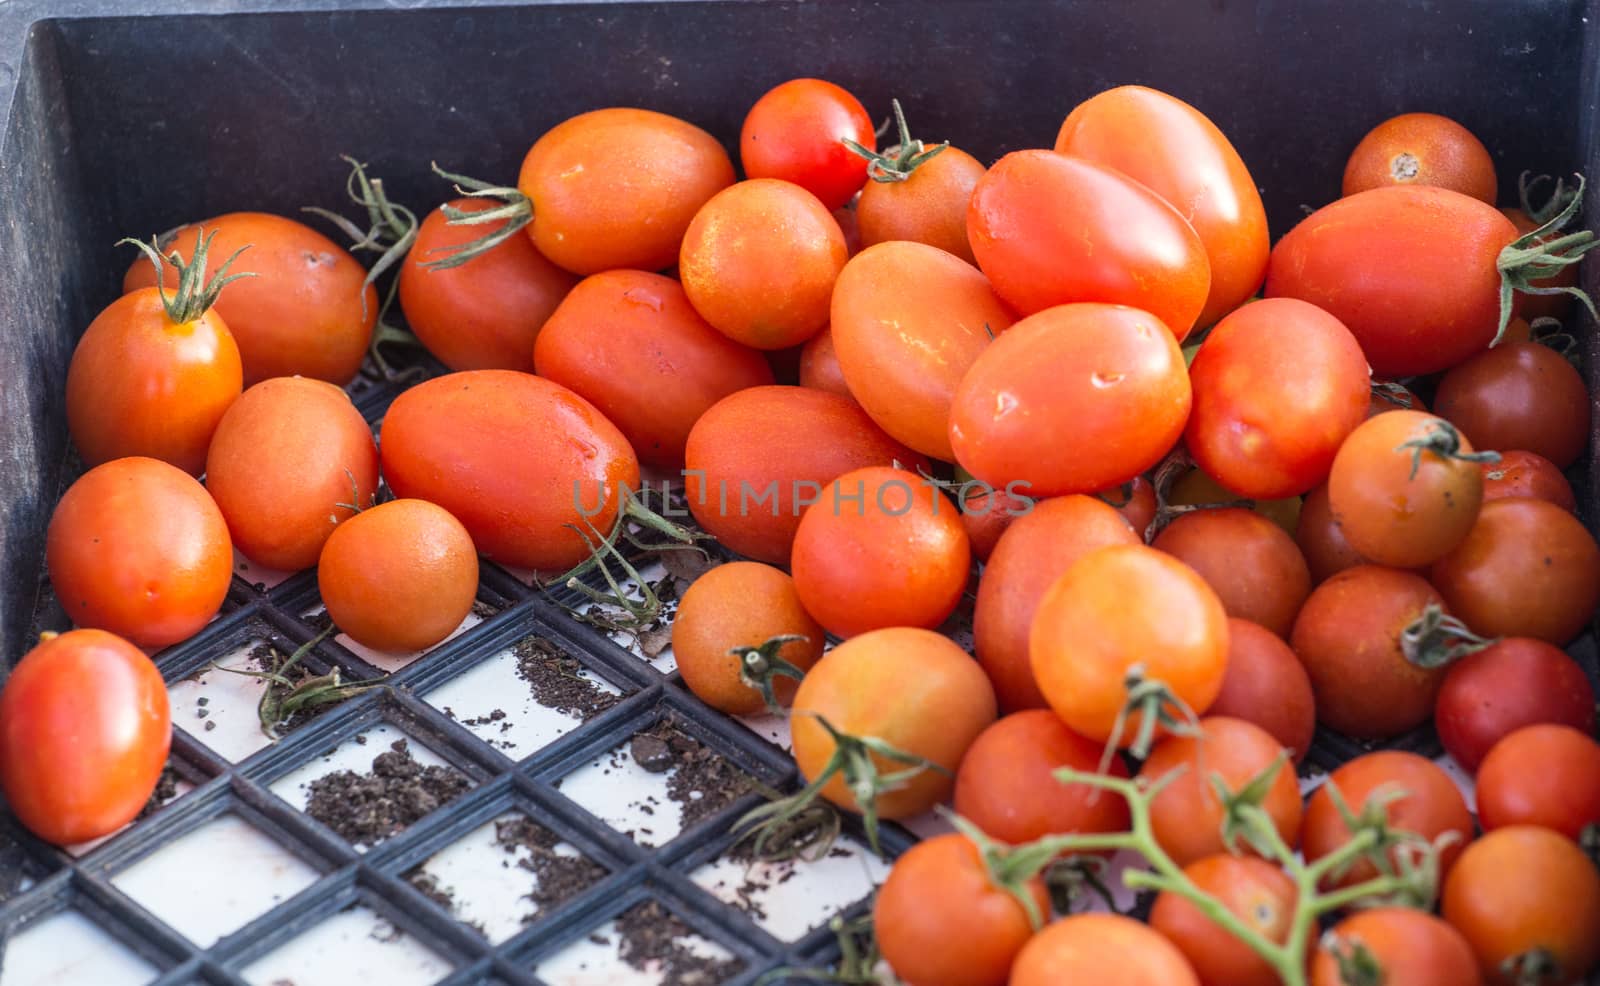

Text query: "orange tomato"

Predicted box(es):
[1342, 112, 1497, 203]
[797, 324, 852, 397]
[1011, 914, 1201, 986]
[856, 144, 986, 264]
[1150, 855, 1297, 986]
[1311, 908, 1483, 986]
[1303, 751, 1472, 888]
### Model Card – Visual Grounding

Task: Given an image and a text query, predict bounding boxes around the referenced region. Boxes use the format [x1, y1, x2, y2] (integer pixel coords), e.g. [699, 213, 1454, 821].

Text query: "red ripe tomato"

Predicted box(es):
[973, 495, 1141, 712]
[1186, 298, 1369, 498]
[1099, 475, 1158, 537]
[1303, 751, 1473, 888]
[797, 325, 851, 397]
[683, 386, 924, 564]
[1475, 725, 1600, 841]
[949, 303, 1191, 497]
[830, 241, 1015, 460]
[1150, 855, 1297, 986]
[1055, 85, 1270, 327]
[1031, 544, 1229, 744]
[1011, 914, 1201, 986]
[47, 457, 232, 649]
[959, 485, 1033, 563]
[1342, 112, 1497, 203]
[1433, 341, 1589, 469]
[1264, 186, 1523, 378]
[1151, 508, 1312, 639]
[873, 833, 1048, 986]
[1479, 450, 1577, 511]
[790, 467, 971, 638]
[1430, 498, 1600, 645]
[0, 629, 171, 846]
[379, 370, 639, 573]
[1207, 618, 1317, 762]
[533, 270, 774, 469]
[1312, 908, 1483, 986]
[1295, 483, 1368, 584]
[966, 150, 1211, 335]
[398, 197, 578, 371]
[856, 143, 986, 265]
[953, 709, 1132, 847]
[1435, 638, 1595, 772]
[739, 78, 874, 211]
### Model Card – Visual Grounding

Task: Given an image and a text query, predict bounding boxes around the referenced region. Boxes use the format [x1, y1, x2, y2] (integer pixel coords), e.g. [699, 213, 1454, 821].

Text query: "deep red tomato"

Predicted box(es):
[1311, 908, 1483, 986]
[1479, 450, 1577, 511]
[1295, 482, 1368, 584]
[1475, 725, 1600, 841]
[949, 303, 1191, 497]
[1207, 618, 1317, 762]
[739, 78, 874, 211]
[0, 629, 171, 846]
[1011, 914, 1201, 986]
[1435, 638, 1596, 772]
[1098, 475, 1158, 538]
[1055, 85, 1270, 327]
[1150, 855, 1297, 986]
[1151, 507, 1312, 639]
[1433, 341, 1589, 469]
[1303, 751, 1473, 888]
[874, 833, 1048, 986]
[966, 150, 1211, 335]
[1342, 112, 1497, 203]
[959, 484, 1034, 563]
[1264, 186, 1523, 378]
[1186, 298, 1369, 498]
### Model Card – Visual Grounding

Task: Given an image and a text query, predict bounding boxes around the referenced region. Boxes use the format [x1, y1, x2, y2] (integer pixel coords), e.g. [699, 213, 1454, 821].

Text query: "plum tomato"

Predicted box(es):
[797, 325, 852, 397]
[1311, 908, 1483, 986]
[1435, 638, 1596, 772]
[1479, 449, 1577, 511]
[1207, 618, 1317, 762]
[1475, 724, 1600, 841]
[949, 303, 1191, 497]
[967, 150, 1211, 335]
[1010, 914, 1201, 986]
[739, 78, 874, 211]
[1303, 751, 1473, 888]
[1342, 112, 1497, 203]
[856, 138, 985, 264]
[47, 457, 232, 650]
[1151, 507, 1312, 639]
[1150, 855, 1297, 986]
[0, 629, 171, 846]
[1295, 482, 1367, 584]
[1433, 341, 1588, 469]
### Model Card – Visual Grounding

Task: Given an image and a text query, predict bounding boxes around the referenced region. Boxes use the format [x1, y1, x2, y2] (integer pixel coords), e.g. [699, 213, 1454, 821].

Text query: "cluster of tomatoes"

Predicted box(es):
[0, 70, 1593, 984]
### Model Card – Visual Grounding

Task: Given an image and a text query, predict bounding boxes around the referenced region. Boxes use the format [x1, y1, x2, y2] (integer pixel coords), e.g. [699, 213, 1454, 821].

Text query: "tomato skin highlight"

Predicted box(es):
[1264, 185, 1522, 378]
[1475, 724, 1600, 841]
[379, 370, 639, 573]
[1208, 618, 1317, 762]
[967, 150, 1211, 335]
[1055, 85, 1270, 327]
[0, 629, 171, 846]
[1311, 908, 1483, 986]
[949, 303, 1191, 497]
[1433, 341, 1589, 470]
[671, 562, 824, 716]
[1435, 637, 1595, 772]
[1010, 913, 1201, 986]
[739, 78, 874, 211]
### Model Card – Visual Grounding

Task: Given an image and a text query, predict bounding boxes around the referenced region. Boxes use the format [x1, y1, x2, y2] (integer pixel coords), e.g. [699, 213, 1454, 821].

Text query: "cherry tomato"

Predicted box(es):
[739, 78, 874, 211]
[379, 370, 639, 573]
[1479, 450, 1577, 511]
[1055, 85, 1270, 327]
[790, 627, 995, 820]
[398, 197, 577, 371]
[683, 386, 924, 564]
[1475, 725, 1600, 841]
[1295, 482, 1367, 583]
[831, 205, 863, 257]
[1289, 565, 1449, 739]
[1312, 908, 1483, 986]
[1435, 638, 1596, 772]
[671, 562, 825, 716]
[966, 150, 1211, 335]
[1031, 544, 1229, 744]
[1431, 497, 1600, 644]
[953, 709, 1132, 847]
[959, 484, 1034, 563]
[831, 241, 1015, 460]
[1152, 507, 1311, 639]
[790, 466, 970, 638]
[1442, 825, 1600, 985]
[1502, 204, 1578, 321]
[205, 376, 379, 572]
[974, 495, 1141, 712]
[1098, 475, 1158, 538]
[856, 143, 985, 264]
[124, 213, 376, 386]
[1327, 411, 1487, 569]
[1434, 341, 1588, 469]
[949, 303, 1191, 497]
[797, 325, 851, 397]
[1010, 914, 1201, 986]
[533, 270, 774, 469]
[1208, 618, 1317, 762]
[1303, 751, 1473, 888]
[47, 457, 232, 649]
[1150, 855, 1296, 986]
[1342, 112, 1497, 203]
[1264, 186, 1523, 378]
[1169, 467, 1303, 536]
[874, 833, 1048, 986]
[1140, 716, 1302, 866]
[1186, 298, 1369, 498]
[0, 629, 171, 846]
[679, 179, 848, 349]
[518, 107, 734, 275]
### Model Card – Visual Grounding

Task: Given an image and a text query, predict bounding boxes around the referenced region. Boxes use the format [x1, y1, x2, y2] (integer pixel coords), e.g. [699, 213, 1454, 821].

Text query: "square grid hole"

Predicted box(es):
[532, 898, 744, 986]
[0, 907, 161, 986]
[238, 901, 453, 986]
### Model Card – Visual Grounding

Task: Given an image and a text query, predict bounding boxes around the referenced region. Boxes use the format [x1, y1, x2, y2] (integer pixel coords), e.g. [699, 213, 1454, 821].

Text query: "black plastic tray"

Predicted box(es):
[0, 2, 1598, 984]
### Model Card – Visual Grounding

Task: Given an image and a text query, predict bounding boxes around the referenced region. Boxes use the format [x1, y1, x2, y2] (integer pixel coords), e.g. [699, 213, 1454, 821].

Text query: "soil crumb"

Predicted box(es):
[514, 636, 620, 719]
[304, 740, 470, 847]
[495, 816, 607, 917]
[616, 900, 743, 986]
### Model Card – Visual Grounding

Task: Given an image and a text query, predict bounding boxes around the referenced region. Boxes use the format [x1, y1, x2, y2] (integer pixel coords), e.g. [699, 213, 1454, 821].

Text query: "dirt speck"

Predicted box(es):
[304, 740, 471, 847]
[514, 635, 620, 719]
[616, 900, 743, 986]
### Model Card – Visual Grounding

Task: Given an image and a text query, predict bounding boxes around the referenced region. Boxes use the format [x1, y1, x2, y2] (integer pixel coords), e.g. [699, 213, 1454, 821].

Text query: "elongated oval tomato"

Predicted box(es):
[1295, 482, 1368, 584]
[1186, 298, 1369, 498]
[967, 150, 1211, 336]
[534, 270, 774, 469]
[1208, 618, 1317, 762]
[1264, 186, 1522, 377]
[398, 197, 578, 371]
[831, 241, 1016, 460]
[1031, 544, 1229, 744]
[683, 386, 923, 564]
[1011, 914, 1200, 986]
[518, 107, 735, 275]
[0, 629, 170, 846]
[1055, 85, 1269, 327]
[379, 370, 639, 573]
[949, 303, 1191, 497]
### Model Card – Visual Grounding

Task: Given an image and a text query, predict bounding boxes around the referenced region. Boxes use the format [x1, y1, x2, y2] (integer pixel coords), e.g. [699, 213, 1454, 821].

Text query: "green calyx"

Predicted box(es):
[420, 162, 533, 270]
[731, 634, 811, 715]
[1400, 603, 1498, 669]
[210, 626, 385, 740]
[842, 98, 949, 183]
[1393, 420, 1499, 480]
[1496, 173, 1600, 345]
[120, 226, 254, 325]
